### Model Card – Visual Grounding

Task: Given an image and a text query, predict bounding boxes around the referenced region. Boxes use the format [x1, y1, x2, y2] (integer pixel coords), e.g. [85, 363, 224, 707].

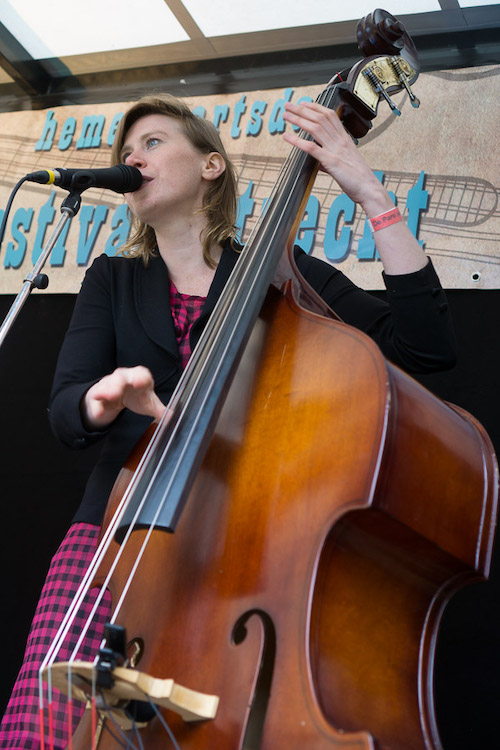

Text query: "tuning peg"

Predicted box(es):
[362, 67, 401, 116]
[390, 56, 420, 108]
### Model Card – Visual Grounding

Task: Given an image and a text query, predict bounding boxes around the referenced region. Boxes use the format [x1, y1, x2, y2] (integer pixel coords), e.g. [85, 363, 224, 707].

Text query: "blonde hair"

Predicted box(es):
[111, 93, 238, 266]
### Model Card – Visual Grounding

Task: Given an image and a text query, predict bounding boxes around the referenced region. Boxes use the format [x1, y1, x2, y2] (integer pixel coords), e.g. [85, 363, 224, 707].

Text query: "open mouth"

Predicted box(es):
[132, 175, 152, 193]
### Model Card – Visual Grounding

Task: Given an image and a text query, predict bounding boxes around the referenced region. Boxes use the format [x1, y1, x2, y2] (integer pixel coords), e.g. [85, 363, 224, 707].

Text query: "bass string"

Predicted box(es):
[101, 82, 343, 613]
[38, 406, 178, 703]
[40, 77, 341, 708]
[143, 80, 336, 431]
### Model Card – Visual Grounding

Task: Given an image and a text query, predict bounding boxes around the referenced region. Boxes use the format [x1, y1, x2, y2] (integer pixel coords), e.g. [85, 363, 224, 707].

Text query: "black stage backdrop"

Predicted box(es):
[0, 288, 498, 748]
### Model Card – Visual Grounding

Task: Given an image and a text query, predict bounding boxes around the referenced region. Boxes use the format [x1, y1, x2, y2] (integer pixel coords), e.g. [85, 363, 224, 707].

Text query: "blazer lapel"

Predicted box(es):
[134, 254, 179, 359]
[133, 242, 242, 357]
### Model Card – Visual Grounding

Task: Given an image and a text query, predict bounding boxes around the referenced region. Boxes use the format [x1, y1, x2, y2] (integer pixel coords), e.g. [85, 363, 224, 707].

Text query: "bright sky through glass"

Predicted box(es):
[458, 0, 499, 5]
[0, 0, 189, 58]
[182, 0, 441, 36]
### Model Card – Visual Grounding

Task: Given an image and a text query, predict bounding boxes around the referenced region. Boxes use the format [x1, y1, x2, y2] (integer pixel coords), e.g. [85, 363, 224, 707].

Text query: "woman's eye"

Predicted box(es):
[146, 137, 160, 149]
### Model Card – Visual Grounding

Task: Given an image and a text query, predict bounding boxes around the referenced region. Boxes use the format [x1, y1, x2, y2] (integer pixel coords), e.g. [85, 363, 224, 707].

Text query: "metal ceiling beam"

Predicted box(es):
[0, 21, 51, 96]
[164, 0, 217, 57]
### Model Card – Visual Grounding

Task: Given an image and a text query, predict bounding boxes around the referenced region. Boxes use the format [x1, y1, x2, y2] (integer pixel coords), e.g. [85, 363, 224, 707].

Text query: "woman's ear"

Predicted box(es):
[202, 152, 226, 181]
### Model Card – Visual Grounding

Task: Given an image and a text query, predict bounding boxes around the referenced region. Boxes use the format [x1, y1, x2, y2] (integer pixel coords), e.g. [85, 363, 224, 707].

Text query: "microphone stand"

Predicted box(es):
[0, 189, 83, 350]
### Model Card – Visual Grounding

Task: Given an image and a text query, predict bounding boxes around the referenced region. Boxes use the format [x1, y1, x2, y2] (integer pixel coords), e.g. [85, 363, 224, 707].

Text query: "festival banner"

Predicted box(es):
[0, 63, 498, 294]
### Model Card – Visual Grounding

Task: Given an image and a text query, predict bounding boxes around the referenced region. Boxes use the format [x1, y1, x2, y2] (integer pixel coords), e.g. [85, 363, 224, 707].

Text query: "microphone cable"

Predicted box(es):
[0, 175, 28, 252]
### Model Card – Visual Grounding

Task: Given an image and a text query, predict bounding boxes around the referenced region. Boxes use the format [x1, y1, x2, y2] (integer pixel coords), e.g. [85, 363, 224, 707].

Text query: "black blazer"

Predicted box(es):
[48, 244, 456, 524]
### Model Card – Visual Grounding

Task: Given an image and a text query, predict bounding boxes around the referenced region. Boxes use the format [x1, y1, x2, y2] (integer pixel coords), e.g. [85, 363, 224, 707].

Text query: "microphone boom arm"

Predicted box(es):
[0, 190, 82, 351]
[0, 163, 141, 352]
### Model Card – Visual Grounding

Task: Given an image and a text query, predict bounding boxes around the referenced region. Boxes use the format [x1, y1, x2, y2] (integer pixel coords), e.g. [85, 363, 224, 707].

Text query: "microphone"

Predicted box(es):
[25, 164, 142, 194]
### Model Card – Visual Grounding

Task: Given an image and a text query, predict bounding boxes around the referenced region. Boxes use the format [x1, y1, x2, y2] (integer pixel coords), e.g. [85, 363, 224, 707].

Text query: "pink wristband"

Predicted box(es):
[368, 206, 402, 233]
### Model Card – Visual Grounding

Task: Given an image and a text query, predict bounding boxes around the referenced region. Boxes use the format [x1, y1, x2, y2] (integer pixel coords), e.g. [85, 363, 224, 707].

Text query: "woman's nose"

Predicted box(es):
[125, 150, 145, 168]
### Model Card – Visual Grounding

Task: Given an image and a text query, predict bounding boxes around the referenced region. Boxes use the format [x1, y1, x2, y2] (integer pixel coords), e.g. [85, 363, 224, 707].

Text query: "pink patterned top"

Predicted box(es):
[169, 279, 206, 368]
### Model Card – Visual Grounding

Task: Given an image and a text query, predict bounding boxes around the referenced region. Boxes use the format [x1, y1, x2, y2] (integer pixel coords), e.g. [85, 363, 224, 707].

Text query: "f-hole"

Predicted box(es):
[232, 608, 276, 750]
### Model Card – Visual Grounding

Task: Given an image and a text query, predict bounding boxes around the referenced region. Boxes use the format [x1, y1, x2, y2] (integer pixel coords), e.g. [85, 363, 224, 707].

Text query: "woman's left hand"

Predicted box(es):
[282, 100, 428, 275]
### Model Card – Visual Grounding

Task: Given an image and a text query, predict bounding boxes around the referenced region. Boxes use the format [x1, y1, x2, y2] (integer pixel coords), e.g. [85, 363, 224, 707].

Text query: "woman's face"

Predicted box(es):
[120, 113, 211, 228]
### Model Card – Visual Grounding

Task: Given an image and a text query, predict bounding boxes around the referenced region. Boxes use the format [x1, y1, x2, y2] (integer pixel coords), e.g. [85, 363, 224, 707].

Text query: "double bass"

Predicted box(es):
[42, 9, 498, 750]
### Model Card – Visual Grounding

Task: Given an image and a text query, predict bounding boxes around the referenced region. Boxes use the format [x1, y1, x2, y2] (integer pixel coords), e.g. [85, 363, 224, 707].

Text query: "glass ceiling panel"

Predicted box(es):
[0, 0, 495, 66]
[183, 0, 442, 37]
[0, 0, 189, 59]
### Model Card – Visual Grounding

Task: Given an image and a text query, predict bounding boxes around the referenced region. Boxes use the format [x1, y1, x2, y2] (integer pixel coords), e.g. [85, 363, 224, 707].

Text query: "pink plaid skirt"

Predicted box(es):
[0, 522, 111, 749]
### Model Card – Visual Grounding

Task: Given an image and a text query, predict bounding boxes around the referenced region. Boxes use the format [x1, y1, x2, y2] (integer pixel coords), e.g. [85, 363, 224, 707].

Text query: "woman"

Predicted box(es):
[0, 93, 456, 748]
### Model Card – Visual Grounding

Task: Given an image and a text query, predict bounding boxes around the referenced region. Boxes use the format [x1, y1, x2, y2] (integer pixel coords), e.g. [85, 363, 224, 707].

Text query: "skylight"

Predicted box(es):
[181, 0, 442, 36]
[0, 0, 189, 58]
[0, 0, 448, 60]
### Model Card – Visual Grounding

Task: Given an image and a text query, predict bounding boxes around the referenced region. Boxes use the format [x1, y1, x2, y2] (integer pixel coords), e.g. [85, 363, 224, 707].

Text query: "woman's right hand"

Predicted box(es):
[81, 365, 166, 431]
